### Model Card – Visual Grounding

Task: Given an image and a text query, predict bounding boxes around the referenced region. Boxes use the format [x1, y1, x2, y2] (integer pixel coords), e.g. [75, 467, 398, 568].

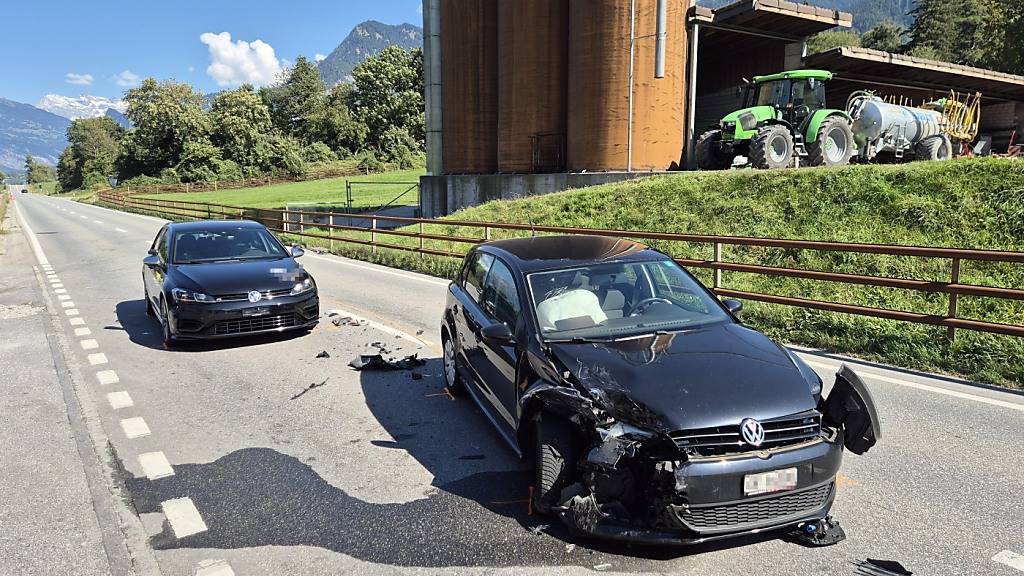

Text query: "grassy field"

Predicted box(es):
[277, 158, 1024, 388]
[137, 168, 425, 210]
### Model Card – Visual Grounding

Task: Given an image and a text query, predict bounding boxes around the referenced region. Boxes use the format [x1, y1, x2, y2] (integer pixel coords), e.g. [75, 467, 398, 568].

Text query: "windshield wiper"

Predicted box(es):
[547, 336, 618, 344]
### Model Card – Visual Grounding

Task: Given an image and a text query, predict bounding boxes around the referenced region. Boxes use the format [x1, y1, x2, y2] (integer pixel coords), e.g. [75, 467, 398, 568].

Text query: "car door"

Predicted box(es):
[474, 257, 522, 430]
[451, 251, 495, 391]
[145, 226, 168, 305]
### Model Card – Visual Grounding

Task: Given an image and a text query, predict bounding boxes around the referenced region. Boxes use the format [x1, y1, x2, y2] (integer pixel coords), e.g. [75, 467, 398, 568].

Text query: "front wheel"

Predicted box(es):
[441, 332, 465, 396]
[808, 117, 854, 167]
[749, 125, 794, 169]
[533, 413, 577, 515]
[160, 299, 175, 348]
[696, 129, 734, 170]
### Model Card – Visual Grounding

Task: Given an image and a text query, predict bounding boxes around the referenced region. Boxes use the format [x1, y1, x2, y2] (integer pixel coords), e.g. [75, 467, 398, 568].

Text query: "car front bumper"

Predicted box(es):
[557, 434, 844, 545]
[167, 291, 319, 339]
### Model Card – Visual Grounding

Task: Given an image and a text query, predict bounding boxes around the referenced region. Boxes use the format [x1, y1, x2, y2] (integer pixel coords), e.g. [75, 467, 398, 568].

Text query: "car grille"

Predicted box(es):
[213, 288, 294, 302]
[669, 410, 821, 456]
[678, 482, 833, 531]
[214, 313, 297, 335]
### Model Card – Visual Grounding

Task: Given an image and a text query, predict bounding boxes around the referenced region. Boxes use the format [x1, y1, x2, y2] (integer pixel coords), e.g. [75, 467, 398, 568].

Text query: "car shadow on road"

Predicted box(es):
[119, 357, 788, 569]
[115, 299, 311, 352]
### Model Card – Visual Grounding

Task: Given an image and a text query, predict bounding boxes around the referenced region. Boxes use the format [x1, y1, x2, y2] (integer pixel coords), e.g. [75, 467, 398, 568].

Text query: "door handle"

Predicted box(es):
[452, 304, 459, 315]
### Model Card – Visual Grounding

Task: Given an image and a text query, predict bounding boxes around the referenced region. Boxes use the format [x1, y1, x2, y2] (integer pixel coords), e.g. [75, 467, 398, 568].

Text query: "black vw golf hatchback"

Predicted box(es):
[440, 235, 879, 546]
[143, 220, 319, 346]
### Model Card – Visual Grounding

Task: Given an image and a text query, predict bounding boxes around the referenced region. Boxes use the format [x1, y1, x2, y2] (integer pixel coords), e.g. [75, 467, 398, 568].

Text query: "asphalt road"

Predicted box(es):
[5, 189, 1024, 576]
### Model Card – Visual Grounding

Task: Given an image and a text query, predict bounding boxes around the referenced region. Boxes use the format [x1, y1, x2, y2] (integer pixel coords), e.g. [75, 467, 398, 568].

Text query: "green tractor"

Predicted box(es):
[697, 70, 855, 170]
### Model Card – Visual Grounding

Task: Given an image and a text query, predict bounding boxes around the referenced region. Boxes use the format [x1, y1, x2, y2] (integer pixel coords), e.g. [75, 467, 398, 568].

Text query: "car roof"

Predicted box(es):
[168, 220, 267, 233]
[479, 235, 666, 273]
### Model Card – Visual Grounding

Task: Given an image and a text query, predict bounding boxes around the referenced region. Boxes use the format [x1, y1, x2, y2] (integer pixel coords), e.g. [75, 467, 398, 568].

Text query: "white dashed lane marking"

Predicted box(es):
[107, 391, 133, 410]
[80, 339, 98, 350]
[115, 228, 127, 233]
[120, 417, 151, 439]
[65, 309, 80, 316]
[74, 327, 91, 336]
[61, 301, 75, 308]
[138, 452, 174, 480]
[58, 295, 71, 301]
[69, 317, 86, 326]
[161, 498, 208, 538]
[994, 550, 1024, 572]
[87, 353, 108, 365]
[96, 370, 119, 385]
[195, 559, 235, 576]
[93, 220, 103, 224]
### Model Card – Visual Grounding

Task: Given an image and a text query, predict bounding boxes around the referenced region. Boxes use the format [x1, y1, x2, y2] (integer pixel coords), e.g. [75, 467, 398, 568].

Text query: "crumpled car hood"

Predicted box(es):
[546, 323, 817, 432]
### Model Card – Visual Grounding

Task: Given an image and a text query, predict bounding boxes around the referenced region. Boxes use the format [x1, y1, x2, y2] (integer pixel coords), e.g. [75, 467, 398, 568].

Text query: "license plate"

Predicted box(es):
[744, 468, 798, 496]
[242, 307, 270, 317]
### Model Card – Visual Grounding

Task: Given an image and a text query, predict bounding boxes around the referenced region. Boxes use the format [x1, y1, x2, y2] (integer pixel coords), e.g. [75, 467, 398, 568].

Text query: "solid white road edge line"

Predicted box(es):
[161, 497, 208, 538]
[993, 550, 1024, 572]
[12, 199, 50, 266]
[802, 358, 1024, 413]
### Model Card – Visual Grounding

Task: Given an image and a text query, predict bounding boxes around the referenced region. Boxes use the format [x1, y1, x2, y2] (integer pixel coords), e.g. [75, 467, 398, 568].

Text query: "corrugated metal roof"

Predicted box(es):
[690, 0, 852, 38]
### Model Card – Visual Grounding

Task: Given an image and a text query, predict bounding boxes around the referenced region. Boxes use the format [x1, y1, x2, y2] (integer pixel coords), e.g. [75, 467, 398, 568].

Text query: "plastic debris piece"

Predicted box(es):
[855, 559, 913, 576]
[349, 343, 426, 371]
[316, 350, 330, 359]
[593, 563, 612, 571]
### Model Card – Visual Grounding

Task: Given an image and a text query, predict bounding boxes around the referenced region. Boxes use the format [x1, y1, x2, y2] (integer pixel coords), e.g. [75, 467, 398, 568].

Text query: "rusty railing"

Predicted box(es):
[96, 190, 1024, 340]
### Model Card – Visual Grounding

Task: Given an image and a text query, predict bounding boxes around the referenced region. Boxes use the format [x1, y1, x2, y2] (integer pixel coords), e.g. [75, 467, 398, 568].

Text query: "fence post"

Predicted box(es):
[207, 204, 211, 219]
[419, 221, 424, 257]
[947, 257, 961, 342]
[371, 218, 377, 255]
[299, 212, 305, 235]
[329, 214, 335, 252]
[485, 226, 491, 242]
[713, 242, 723, 291]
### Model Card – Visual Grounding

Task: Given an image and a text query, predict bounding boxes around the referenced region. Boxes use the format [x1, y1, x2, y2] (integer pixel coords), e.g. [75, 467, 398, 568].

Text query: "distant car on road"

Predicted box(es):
[142, 220, 319, 346]
[21, 188, 28, 193]
[440, 235, 879, 546]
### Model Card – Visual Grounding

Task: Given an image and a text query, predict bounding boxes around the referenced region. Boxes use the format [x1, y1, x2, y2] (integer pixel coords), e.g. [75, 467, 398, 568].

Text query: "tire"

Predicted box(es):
[696, 129, 734, 170]
[441, 331, 465, 396]
[144, 282, 155, 317]
[160, 299, 175, 348]
[915, 134, 953, 162]
[749, 125, 795, 169]
[808, 117, 854, 167]
[533, 413, 577, 515]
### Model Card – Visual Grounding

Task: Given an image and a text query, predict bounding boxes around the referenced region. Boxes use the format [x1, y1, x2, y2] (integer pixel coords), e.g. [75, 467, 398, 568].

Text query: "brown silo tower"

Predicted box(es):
[440, 0, 499, 173]
[496, 0, 570, 173]
[567, 0, 688, 172]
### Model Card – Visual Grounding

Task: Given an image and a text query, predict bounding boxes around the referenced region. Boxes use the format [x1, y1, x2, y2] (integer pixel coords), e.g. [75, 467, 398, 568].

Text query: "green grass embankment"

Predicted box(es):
[283, 158, 1024, 387]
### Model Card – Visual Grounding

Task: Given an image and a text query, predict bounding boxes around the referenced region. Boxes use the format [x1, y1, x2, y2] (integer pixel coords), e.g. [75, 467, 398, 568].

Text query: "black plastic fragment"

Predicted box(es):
[855, 559, 913, 576]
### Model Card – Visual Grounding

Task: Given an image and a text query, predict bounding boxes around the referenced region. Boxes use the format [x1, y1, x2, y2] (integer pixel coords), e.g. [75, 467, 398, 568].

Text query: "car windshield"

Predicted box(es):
[171, 227, 286, 264]
[527, 259, 731, 341]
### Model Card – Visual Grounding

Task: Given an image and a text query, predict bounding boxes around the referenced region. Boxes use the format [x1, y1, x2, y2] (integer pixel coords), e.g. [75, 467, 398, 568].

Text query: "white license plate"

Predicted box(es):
[743, 468, 798, 496]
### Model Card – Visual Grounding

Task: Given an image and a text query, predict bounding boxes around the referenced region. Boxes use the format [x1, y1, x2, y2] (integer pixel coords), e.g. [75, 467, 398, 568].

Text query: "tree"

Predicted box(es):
[0, 170, 6, 185]
[25, 155, 56, 184]
[117, 78, 210, 179]
[307, 83, 367, 156]
[348, 46, 424, 152]
[861, 21, 905, 53]
[806, 31, 861, 55]
[907, 0, 1004, 68]
[57, 116, 123, 191]
[211, 85, 275, 175]
[264, 57, 326, 142]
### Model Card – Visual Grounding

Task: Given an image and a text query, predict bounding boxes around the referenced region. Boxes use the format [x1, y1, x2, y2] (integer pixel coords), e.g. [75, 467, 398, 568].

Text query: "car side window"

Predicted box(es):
[464, 252, 494, 304]
[153, 228, 168, 261]
[482, 259, 521, 329]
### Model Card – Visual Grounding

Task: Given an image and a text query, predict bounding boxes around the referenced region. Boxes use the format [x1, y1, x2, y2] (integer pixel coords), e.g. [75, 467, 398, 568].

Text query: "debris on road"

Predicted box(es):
[349, 342, 425, 371]
[326, 310, 368, 327]
[528, 524, 548, 536]
[593, 563, 612, 571]
[290, 378, 329, 400]
[565, 543, 576, 554]
[855, 559, 913, 576]
[315, 350, 330, 359]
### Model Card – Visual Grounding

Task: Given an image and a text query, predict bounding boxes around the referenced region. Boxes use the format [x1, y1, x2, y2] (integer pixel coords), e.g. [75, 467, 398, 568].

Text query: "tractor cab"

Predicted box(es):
[698, 69, 855, 170]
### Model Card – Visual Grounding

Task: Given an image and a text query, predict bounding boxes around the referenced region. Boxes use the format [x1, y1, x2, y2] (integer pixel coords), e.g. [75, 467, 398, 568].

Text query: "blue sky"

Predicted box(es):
[0, 0, 422, 105]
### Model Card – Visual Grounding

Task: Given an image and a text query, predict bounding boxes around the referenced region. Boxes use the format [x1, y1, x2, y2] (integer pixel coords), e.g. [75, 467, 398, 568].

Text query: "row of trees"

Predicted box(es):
[808, 1, 1024, 76]
[57, 46, 424, 192]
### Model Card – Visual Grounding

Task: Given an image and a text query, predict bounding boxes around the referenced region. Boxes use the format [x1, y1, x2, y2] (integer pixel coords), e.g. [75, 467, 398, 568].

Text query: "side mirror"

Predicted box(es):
[291, 245, 305, 258]
[723, 298, 743, 316]
[148, 248, 158, 256]
[143, 255, 162, 269]
[481, 323, 514, 344]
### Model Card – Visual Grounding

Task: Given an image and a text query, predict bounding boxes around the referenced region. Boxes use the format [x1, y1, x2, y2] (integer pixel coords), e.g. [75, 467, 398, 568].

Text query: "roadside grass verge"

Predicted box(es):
[135, 168, 426, 210]
[101, 157, 1024, 387]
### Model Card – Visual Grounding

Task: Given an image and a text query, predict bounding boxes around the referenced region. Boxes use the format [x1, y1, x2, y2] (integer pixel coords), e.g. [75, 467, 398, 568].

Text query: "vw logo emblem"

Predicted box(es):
[740, 418, 765, 447]
[247, 290, 262, 303]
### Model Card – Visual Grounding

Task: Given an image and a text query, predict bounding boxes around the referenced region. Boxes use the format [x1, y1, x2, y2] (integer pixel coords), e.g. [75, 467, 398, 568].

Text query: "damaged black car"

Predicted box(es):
[440, 235, 880, 546]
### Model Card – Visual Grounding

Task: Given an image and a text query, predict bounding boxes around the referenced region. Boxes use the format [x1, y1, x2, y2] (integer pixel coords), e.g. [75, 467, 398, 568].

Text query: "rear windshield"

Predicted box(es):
[172, 227, 286, 264]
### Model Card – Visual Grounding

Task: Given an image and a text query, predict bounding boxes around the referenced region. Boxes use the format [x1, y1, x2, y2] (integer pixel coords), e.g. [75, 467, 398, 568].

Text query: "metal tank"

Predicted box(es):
[440, 0, 498, 174]
[497, 0, 570, 173]
[567, 0, 688, 172]
[848, 93, 944, 159]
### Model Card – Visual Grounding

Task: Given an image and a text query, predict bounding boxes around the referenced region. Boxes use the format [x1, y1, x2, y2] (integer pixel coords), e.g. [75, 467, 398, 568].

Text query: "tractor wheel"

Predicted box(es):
[808, 117, 854, 167]
[696, 129, 734, 170]
[749, 125, 794, 169]
[915, 134, 953, 161]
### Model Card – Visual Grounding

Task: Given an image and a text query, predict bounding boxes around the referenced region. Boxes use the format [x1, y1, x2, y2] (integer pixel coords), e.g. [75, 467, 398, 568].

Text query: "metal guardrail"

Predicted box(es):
[96, 190, 1024, 340]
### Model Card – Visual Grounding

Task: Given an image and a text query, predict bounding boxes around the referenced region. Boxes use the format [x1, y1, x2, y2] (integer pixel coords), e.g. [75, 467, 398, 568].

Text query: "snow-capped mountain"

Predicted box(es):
[36, 94, 127, 120]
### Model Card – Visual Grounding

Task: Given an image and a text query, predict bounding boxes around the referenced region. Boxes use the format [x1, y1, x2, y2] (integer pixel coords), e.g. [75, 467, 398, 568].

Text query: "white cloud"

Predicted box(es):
[199, 31, 282, 87]
[37, 94, 127, 120]
[65, 72, 94, 86]
[113, 70, 141, 88]
[314, 53, 327, 62]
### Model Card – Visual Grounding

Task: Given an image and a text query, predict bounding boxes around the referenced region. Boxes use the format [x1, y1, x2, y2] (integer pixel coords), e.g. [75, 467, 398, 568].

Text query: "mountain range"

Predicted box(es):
[318, 20, 422, 86]
[0, 98, 70, 173]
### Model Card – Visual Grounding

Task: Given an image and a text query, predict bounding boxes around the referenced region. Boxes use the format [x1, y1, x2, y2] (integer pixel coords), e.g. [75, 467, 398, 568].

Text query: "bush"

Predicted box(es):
[302, 141, 338, 164]
[159, 168, 181, 184]
[376, 126, 418, 169]
[118, 174, 164, 189]
[268, 135, 305, 177]
[216, 159, 244, 182]
[355, 150, 384, 173]
[82, 171, 109, 190]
